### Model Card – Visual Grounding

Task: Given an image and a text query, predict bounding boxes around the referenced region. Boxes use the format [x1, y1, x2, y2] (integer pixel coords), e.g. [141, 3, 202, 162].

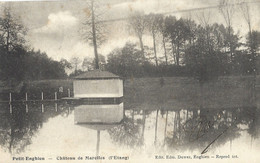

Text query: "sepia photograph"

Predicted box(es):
[0, 0, 260, 162]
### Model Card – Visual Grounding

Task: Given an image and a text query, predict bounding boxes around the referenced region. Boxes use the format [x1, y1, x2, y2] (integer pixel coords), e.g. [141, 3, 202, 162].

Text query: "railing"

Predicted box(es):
[0, 89, 72, 103]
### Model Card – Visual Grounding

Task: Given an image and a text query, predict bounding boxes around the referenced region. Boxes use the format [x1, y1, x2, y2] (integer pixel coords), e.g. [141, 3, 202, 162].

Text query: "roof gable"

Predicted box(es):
[74, 70, 120, 79]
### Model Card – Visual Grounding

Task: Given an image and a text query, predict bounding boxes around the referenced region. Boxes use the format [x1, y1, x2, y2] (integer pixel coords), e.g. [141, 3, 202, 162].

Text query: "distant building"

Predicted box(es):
[73, 70, 123, 98]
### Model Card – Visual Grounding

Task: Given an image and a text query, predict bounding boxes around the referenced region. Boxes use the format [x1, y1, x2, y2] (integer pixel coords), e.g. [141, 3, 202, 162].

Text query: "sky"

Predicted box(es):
[0, 0, 260, 62]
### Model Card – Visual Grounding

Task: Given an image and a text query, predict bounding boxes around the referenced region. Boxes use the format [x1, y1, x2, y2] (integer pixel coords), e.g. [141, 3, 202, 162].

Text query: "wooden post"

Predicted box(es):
[132, 109, 134, 121]
[25, 92, 28, 113]
[41, 92, 44, 112]
[142, 110, 146, 139]
[164, 110, 168, 143]
[26, 104, 28, 113]
[41, 104, 44, 113]
[55, 103, 58, 112]
[68, 107, 71, 114]
[55, 92, 57, 100]
[68, 89, 70, 97]
[9, 93, 12, 114]
[9, 104, 12, 114]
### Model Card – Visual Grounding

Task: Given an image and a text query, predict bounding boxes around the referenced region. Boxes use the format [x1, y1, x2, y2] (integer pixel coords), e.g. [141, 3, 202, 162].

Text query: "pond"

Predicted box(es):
[0, 100, 260, 162]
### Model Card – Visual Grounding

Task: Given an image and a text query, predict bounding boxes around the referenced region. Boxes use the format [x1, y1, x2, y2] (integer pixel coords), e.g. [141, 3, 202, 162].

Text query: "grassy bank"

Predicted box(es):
[124, 76, 259, 110]
[0, 76, 259, 110]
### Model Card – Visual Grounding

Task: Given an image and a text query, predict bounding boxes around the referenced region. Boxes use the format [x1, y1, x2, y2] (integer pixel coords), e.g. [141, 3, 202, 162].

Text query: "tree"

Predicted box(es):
[146, 13, 161, 67]
[0, 8, 68, 82]
[82, 57, 93, 71]
[82, 54, 106, 71]
[239, 1, 256, 69]
[106, 42, 144, 77]
[70, 57, 82, 74]
[22, 50, 67, 80]
[247, 31, 260, 55]
[239, 1, 257, 102]
[157, 15, 169, 65]
[0, 7, 27, 82]
[165, 17, 191, 65]
[184, 23, 230, 83]
[60, 58, 72, 70]
[219, 0, 236, 59]
[196, 10, 212, 54]
[81, 0, 107, 69]
[164, 16, 177, 64]
[0, 7, 27, 54]
[184, 44, 223, 83]
[184, 15, 197, 46]
[128, 12, 147, 60]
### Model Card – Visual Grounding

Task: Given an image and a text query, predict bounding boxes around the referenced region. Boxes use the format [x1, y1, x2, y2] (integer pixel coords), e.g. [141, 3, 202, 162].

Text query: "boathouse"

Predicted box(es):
[73, 70, 123, 98]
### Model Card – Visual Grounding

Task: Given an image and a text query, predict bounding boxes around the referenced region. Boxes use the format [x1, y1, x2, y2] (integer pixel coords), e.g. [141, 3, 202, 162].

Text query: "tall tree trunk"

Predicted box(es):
[176, 42, 180, 66]
[171, 42, 176, 64]
[173, 112, 177, 137]
[186, 110, 189, 121]
[139, 35, 145, 60]
[9, 126, 14, 154]
[154, 109, 159, 144]
[6, 30, 10, 53]
[142, 110, 146, 140]
[246, 14, 256, 104]
[164, 110, 168, 142]
[162, 35, 168, 65]
[91, 0, 99, 69]
[132, 109, 134, 121]
[228, 26, 233, 60]
[177, 111, 181, 140]
[152, 31, 158, 66]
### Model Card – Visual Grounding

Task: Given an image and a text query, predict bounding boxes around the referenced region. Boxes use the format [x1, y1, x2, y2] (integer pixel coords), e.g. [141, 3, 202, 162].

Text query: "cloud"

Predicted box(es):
[29, 11, 86, 60]
[33, 11, 78, 35]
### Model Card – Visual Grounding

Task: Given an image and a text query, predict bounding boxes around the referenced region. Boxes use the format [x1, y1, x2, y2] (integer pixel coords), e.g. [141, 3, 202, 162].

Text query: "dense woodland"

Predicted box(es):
[0, 8, 68, 84]
[0, 2, 259, 86]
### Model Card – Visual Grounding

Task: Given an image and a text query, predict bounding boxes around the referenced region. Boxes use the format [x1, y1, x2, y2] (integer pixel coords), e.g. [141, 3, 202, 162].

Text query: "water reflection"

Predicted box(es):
[0, 102, 259, 158]
[74, 103, 124, 156]
[74, 103, 124, 124]
[0, 102, 72, 155]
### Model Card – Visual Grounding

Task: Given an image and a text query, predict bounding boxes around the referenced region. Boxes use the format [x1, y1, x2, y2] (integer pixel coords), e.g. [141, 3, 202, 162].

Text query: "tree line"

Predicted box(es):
[0, 8, 68, 86]
[1, 2, 260, 85]
[104, 2, 260, 82]
[78, 1, 259, 82]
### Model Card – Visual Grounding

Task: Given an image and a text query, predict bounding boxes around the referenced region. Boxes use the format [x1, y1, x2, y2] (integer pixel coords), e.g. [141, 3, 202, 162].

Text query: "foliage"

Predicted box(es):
[0, 7, 27, 54]
[184, 44, 223, 83]
[128, 12, 147, 59]
[82, 54, 106, 71]
[106, 42, 144, 77]
[0, 8, 68, 84]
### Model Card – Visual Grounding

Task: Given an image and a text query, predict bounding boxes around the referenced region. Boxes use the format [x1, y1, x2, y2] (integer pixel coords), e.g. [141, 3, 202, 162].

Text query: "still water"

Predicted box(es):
[0, 101, 260, 162]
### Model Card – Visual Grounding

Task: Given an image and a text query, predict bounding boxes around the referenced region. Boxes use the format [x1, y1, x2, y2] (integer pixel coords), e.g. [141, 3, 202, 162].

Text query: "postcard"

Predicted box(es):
[0, 0, 259, 162]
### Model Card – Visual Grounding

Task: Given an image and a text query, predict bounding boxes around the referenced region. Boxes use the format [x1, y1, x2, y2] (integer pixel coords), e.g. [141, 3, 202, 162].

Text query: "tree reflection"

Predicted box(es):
[0, 101, 259, 155]
[108, 114, 144, 147]
[107, 106, 260, 152]
[0, 104, 43, 154]
[0, 103, 70, 154]
[163, 107, 260, 153]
